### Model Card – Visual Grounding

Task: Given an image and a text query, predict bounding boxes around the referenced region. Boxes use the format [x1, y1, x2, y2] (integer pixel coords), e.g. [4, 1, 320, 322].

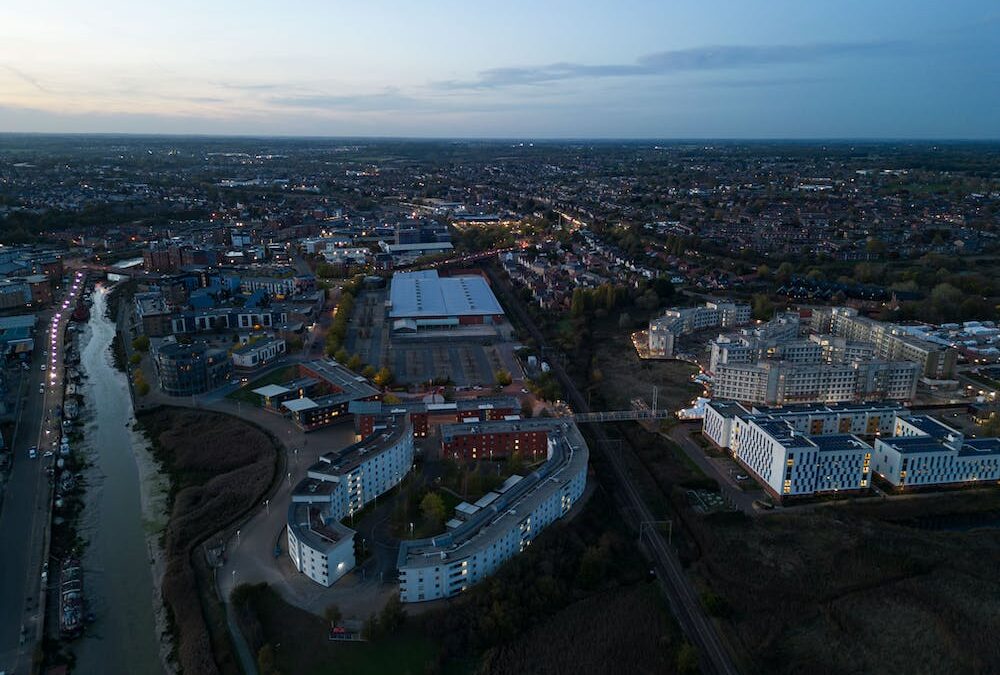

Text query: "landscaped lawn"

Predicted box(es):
[246, 583, 439, 675]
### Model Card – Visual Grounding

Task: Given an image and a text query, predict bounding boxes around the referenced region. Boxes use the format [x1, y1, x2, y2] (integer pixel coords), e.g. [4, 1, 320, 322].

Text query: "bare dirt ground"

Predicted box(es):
[592, 327, 701, 413]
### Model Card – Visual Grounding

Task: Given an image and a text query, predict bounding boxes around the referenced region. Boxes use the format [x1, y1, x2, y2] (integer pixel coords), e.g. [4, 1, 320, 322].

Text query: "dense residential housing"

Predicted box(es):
[647, 300, 751, 358]
[287, 415, 414, 586]
[397, 419, 589, 603]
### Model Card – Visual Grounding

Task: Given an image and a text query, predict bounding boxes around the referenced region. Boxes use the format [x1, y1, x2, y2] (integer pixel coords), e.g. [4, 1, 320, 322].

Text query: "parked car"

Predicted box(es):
[28, 446, 37, 459]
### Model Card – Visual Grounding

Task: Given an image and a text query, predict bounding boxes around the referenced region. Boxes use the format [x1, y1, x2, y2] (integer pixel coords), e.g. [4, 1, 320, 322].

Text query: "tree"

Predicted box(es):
[324, 603, 342, 627]
[494, 369, 512, 387]
[373, 366, 394, 387]
[132, 335, 150, 352]
[257, 644, 275, 674]
[362, 364, 377, 379]
[420, 492, 446, 530]
[347, 353, 363, 371]
[751, 293, 774, 321]
[866, 237, 887, 255]
[378, 593, 405, 633]
[635, 289, 659, 311]
[334, 347, 349, 363]
[756, 263, 772, 279]
[775, 262, 794, 283]
[570, 288, 588, 318]
[930, 283, 964, 321]
[129, 353, 142, 365]
[520, 400, 534, 419]
[677, 642, 699, 674]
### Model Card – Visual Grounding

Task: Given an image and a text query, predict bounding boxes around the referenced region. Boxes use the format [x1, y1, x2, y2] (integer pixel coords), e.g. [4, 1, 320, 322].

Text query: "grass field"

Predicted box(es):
[225, 365, 299, 405]
[237, 583, 440, 675]
[691, 496, 1000, 674]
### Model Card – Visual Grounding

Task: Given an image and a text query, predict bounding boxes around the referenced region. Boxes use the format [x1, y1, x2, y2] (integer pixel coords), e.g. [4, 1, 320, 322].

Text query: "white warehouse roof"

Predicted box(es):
[389, 270, 504, 319]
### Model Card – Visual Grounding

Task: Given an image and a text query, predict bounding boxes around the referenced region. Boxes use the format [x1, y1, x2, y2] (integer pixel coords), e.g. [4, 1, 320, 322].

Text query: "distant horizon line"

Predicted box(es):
[1, 131, 998, 144]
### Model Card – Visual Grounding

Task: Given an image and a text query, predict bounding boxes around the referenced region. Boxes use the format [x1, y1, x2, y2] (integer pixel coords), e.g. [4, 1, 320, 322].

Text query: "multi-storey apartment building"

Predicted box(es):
[152, 340, 232, 396]
[813, 306, 958, 379]
[440, 419, 552, 460]
[873, 415, 1000, 490]
[712, 359, 919, 406]
[703, 400, 907, 451]
[648, 300, 751, 357]
[397, 420, 588, 603]
[287, 415, 414, 586]
[703, 401, 877, 499]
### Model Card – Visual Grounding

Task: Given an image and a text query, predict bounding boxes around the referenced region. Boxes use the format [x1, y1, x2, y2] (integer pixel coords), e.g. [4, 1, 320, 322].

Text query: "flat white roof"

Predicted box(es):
[253, 384, 290, 397]
[282, 397, 318, 412]
[389, 270, 504, 319]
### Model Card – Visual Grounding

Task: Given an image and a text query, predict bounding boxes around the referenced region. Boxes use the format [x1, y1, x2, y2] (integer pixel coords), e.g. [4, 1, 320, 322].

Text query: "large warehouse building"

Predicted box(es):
[388, 270, 505, 332]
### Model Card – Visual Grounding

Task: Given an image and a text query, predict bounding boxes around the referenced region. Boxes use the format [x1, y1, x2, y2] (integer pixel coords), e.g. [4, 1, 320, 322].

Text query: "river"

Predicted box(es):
[73, 284, 164, 674]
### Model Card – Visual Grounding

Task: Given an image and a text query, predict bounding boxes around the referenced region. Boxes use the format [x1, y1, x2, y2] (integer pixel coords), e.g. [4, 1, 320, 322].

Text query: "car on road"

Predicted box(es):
[43, 450, 54, 458]
[39, 385, 45, 395]
[40, 363, 46, 371]
[29, 446, 37, 459]
[735, 473, 750, 482]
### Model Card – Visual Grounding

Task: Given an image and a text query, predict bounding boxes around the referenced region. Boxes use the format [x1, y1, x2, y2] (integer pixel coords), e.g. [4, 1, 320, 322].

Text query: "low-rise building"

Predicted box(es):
[231, 337, 286, 369]
[388, 269, 505, 332]
[252, 359, 381, 431]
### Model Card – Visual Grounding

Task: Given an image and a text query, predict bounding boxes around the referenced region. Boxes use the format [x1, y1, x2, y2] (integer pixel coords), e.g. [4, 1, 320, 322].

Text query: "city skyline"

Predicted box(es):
[1, 1, 999, 138]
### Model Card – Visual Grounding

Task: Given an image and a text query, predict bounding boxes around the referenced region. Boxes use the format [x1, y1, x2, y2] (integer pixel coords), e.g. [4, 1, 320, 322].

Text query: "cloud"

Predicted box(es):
[2, 64, 51, 93]
[435, 41, 903, 89]
[268, 88, 426, 112]
[214, 81, 286, 92]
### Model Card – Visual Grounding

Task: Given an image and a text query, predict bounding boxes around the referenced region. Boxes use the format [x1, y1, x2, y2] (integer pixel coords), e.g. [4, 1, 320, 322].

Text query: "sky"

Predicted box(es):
[0, 1, 998, 138]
